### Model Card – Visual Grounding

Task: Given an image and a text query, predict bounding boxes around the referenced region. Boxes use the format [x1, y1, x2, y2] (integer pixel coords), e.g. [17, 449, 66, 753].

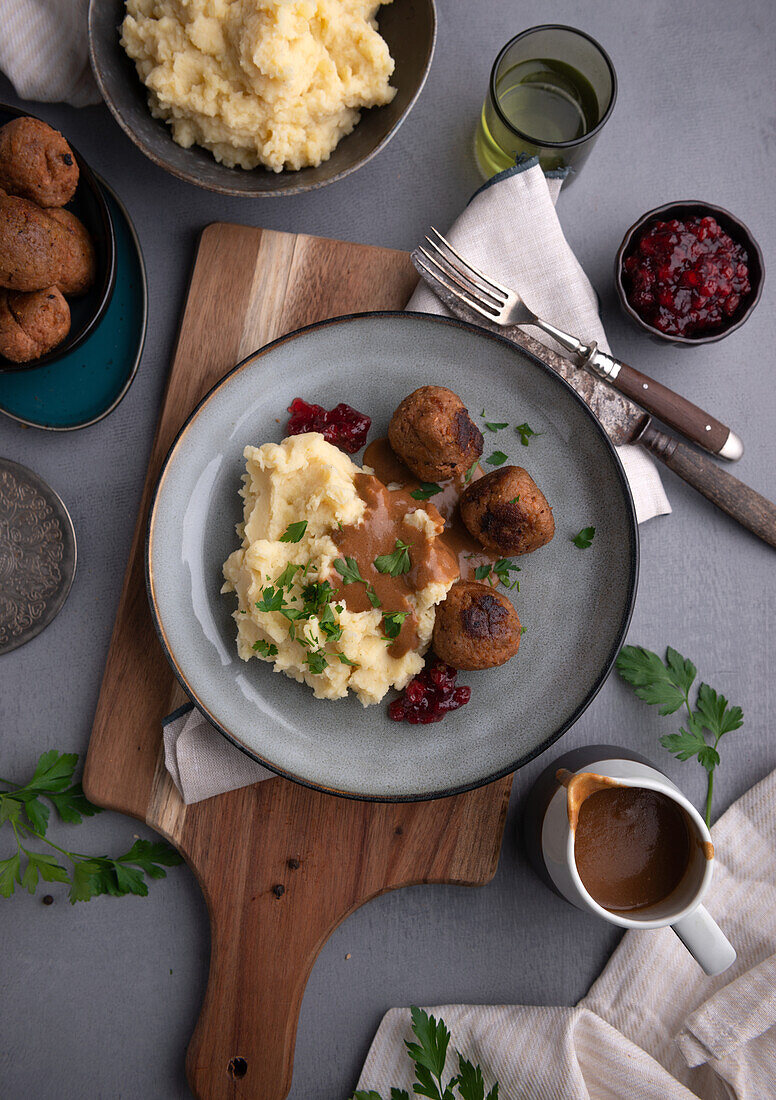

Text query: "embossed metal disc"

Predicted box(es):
[0, 460, 77, 655]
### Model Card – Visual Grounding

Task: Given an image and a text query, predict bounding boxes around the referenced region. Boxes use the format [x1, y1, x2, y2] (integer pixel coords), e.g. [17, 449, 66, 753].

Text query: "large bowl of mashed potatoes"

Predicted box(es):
[88, 0, 436, 196]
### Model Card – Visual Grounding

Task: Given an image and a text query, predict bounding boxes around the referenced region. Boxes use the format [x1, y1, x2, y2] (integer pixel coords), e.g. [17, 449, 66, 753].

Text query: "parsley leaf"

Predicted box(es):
[318, 603, 343, 642]
[571, 526, 596, 549]
[486, 451, 507, 467]
[616, 645, 745, 825]
[366, 584, 381, 608]
[275, 562, 301, 588]
[334, 557, 365, 585]
[256, 585, 285, 612]
[484, 421, 508, 432]
[252, 639, 279, 657]
[515, 422, 540, 446]
[0, 753, 183, 903]
[338, 654, 358, 666]
[474, 564, 492, 581]
[304, 650, 329, 674]
[382, 611, 408, 639]
[463, 461, 478, 484]
[493, 558, 521, 589]
[374, 540, 411, 577]
[279, 520, 308, 543]
[411, 483, 442, 501]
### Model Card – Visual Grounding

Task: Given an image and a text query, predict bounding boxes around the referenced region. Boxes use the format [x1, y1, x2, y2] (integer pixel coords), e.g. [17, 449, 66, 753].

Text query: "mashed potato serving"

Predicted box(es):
[221, 434, 459, 706]
[121, 0, 397, 172]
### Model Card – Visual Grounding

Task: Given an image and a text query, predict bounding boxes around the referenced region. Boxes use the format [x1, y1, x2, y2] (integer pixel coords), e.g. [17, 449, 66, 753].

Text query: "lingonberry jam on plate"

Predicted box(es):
[286, 398, 371, 453]
[623, 216, 751, 337]
[388, 659, 471, 724]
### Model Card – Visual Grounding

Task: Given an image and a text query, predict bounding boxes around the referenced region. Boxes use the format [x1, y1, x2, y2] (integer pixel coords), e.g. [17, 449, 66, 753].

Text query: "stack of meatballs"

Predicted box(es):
[389, 386, 555, 672]
[0, 117, 96, 363]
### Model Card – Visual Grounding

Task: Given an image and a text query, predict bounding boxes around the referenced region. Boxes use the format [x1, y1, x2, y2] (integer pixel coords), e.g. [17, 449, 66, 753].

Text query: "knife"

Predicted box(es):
[412, 255, 776, 549]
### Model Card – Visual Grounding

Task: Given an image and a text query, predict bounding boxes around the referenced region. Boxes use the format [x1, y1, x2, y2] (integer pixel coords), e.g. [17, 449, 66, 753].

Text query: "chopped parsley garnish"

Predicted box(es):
[509, 495, 520, 504]
[318, 603, 343, 642]
[474, 559, 521, 589]
[279, 520, 308, 543]
[484, 421, 508, 432]
[366, 584, 381, 608]
[374, 539, 411, 577]
[275, 562, 301, 588]
[334, 556, 365, 585]
[304, 650, 329, 674]
[515, 422, 540, 446]
[463, 461, 478, 484]
[486, 450, 508, 466]
[252, 639, 278, 657]
[571, 526, 596, 549]
[474, 564, 492, 581]
[337, 654, 358, 666]
[301, 580, 336, 611]
[256, 586, 285, 612]
[410, 482, 442, 500]
[382, 611, 408, 639]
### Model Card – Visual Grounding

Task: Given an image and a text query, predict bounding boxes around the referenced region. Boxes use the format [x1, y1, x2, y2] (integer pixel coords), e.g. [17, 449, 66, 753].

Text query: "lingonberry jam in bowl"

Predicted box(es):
[615, 201, 764, 346]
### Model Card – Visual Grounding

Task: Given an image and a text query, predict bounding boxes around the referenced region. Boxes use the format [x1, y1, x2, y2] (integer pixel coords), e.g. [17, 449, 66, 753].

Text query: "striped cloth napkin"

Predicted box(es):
[0, 0, 100, 107]
[354, 767, 776, 1100]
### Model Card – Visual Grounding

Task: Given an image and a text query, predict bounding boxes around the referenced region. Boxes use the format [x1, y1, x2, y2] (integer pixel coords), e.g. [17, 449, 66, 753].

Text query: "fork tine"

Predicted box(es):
[429, 226, 513, 298]
[412, 249, 500, 322]
[422, 237, 505, 309]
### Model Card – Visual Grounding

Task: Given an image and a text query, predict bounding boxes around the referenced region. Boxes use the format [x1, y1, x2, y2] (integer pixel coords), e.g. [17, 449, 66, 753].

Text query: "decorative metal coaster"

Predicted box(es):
[0, 459, 77, 654]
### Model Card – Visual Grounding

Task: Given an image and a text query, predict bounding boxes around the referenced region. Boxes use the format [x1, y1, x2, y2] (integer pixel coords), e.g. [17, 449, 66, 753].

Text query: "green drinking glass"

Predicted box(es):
[475, 25, 617, 186]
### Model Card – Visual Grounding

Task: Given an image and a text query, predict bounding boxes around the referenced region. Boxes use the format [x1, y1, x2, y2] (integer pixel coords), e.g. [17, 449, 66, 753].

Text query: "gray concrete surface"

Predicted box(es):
[1, 1, 775, 1096]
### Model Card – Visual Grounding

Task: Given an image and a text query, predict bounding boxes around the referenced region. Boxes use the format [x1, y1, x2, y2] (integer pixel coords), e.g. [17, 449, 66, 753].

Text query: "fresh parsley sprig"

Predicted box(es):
[474, 558, 521, 589]
[515, 422, 540, 446]
[411, 483, 442, 501]
[615, 646, 744, 825]
[0, 751, 182, 903]
[352, 1006, 498, 1100]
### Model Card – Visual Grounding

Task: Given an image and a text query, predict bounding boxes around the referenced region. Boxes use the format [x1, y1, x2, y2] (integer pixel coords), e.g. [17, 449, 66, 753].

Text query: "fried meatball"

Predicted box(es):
[0, 194, 73, 291]
[0, 117, 79, 207]
[460, 466, 555, 556]
[432, 581, 521, 670]
[0, 287, 70, 362]
[388, 386, 483, 481]
[47, 208, 96, 296]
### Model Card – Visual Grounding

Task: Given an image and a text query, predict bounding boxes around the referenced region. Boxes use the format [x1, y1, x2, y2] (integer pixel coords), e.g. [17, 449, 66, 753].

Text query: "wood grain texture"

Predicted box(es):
[613, 361, 731, 455]
[640, 423, 776, 548]
[83, 224, 514, 1100]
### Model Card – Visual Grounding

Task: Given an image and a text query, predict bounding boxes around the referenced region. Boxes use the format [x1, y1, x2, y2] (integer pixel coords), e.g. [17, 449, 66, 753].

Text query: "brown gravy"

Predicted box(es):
[363, 438, 499, 581]
[331, 473, 459, 658]
[573, 783, 692, 913]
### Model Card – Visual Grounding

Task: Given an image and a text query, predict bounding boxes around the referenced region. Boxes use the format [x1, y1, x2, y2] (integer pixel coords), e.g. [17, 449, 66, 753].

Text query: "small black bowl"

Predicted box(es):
[614, 200, 764, 346]
[0, 103, 117, 372]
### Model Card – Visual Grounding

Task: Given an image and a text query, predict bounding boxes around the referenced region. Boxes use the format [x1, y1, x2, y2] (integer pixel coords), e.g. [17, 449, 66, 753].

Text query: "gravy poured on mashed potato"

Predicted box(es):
[221, 434, 459, 706]
[121, 0, 397, 172]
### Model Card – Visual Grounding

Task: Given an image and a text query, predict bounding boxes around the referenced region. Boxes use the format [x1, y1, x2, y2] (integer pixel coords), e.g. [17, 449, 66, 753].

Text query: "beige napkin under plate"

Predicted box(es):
[163, 161, 671, 804]
[354, 767, 776, 1100]
[0, 0, 100, 107]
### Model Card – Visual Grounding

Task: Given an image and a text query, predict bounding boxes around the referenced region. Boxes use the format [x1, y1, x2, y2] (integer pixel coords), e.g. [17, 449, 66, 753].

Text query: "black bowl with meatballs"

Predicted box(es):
[0, 104, 116, 371]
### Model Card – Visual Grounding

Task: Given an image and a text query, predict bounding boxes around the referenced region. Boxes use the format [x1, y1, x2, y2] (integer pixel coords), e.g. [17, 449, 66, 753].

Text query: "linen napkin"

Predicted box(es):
[0, 1, 100, 107]
[355, 766, 776, 1100]
[163, 157, 670, 804]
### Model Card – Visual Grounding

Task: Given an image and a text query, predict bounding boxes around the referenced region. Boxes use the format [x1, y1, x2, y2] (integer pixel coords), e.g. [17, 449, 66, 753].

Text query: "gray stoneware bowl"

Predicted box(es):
[88, 0, 436, 197]
[0, 103, 116, 371]
[146, 313, 638, 800]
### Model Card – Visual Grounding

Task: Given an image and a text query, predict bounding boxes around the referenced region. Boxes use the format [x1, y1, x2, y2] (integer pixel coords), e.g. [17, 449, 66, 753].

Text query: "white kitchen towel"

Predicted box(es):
[0, 0, 100, 107]
[409, 156, 671, 525]
[354, 767, 776, 1100]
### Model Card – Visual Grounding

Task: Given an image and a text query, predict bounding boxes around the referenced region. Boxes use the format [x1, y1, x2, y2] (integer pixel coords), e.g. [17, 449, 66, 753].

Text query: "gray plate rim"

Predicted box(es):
[145, 311, 639, 802]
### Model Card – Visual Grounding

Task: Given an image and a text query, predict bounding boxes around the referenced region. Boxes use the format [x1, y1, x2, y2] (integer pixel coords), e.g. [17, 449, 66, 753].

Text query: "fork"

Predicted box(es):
[414, 227, 743, 461]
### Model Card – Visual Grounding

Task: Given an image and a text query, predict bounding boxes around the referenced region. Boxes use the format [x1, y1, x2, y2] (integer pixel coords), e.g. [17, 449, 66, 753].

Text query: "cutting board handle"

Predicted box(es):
[180, 773, 509, 1100]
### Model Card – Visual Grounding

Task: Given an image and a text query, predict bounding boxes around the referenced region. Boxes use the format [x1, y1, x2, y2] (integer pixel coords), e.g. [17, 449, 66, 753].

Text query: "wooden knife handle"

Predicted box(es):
[639, 424, 776, 548]
[614, 362, 742, 459]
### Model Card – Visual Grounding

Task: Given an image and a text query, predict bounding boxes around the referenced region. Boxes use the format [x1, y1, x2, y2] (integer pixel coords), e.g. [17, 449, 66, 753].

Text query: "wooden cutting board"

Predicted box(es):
[83, 224, 514, 1100]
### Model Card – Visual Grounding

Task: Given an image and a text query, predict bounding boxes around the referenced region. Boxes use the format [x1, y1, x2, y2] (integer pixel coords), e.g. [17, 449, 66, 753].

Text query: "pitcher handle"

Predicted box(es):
[672, 905, 736, 976]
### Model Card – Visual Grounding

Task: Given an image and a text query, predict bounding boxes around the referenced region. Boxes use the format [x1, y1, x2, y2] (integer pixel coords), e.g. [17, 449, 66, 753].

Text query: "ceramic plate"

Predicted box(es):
[147, 313, 638, 800]
[0, 179, 147, 430]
